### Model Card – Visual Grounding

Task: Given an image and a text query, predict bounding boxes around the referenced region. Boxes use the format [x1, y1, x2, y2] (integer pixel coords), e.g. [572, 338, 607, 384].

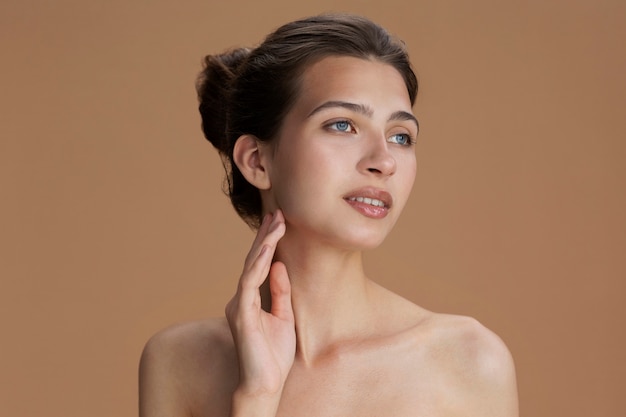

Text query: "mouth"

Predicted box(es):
[345, 196, 387, 208]
[343, 188, 392, 208]
[343, 188, 393, 218]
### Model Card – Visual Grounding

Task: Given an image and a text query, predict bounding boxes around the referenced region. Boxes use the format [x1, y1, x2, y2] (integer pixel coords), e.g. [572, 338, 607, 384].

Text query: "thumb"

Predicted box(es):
[268, 261, 293, 322]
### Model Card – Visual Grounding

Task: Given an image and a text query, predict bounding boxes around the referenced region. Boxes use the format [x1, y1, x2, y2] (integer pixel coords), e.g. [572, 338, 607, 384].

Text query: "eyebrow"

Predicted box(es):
[307, 100, 419, 129]
[307, 101, 373, 118]
[389, 110, 420, 130]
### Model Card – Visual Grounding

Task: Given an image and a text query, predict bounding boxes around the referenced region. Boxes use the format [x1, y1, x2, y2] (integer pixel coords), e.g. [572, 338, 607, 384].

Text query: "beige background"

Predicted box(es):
[1, 0, 624, 416]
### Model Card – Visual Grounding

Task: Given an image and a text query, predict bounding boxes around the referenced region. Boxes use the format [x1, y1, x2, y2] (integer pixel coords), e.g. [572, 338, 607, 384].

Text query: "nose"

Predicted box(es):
[357, 135, 396, 177]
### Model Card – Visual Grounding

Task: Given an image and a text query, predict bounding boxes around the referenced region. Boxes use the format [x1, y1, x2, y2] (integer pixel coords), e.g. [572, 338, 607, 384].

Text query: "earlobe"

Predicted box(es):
[233, 134, 271, 190]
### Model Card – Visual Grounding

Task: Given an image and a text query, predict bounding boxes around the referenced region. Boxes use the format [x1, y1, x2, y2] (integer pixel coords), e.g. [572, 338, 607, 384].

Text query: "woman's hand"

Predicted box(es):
[225, 210, 295, 415]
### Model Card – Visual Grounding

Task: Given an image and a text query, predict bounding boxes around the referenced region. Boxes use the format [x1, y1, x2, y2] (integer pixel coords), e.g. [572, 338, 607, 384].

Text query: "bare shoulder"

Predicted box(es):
[139, 318, 238, 417]
[418, 313, 519, 416]
[424, 314, 515, 370]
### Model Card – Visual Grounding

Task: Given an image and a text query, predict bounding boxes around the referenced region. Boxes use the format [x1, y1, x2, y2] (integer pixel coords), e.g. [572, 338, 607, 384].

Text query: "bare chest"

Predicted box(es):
[274, 353, 446, 417]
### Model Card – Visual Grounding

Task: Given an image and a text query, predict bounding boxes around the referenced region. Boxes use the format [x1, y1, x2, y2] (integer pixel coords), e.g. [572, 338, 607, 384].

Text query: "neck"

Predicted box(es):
[266, 233, 377, 365]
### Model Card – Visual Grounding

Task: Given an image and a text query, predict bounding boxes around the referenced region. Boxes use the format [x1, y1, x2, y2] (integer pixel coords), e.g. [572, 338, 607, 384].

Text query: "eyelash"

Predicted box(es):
[389, 133, 416, 146]
[326, 119, 357, 134]
[325, 119, 416, 146]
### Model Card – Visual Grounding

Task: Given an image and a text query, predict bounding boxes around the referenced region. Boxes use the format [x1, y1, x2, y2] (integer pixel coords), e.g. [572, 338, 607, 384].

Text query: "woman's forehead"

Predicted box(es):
[292, 56, 413, 118]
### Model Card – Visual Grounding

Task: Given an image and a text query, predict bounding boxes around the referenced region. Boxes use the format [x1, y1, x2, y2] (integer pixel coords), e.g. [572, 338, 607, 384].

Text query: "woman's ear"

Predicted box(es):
[233, 134, 272, 190]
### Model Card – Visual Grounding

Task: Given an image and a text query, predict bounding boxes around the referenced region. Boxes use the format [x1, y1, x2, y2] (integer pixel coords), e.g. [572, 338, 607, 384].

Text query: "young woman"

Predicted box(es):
[139, 14, 518, 417]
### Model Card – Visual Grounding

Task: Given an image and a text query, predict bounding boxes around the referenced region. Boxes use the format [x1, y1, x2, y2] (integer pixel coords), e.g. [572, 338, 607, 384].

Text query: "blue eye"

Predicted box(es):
[326, 119, 355, 133]
[333, 120, 350, 131]
[388, 133, 413, 146]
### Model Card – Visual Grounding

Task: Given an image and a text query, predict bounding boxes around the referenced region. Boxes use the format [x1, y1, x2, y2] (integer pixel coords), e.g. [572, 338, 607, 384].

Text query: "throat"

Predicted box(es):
[269, 238, 376, 363]
[290, 278, 377, 365]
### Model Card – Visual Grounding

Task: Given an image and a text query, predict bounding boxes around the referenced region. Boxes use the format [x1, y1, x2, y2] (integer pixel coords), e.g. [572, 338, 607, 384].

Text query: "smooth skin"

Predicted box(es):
[139, 57, 518, 417]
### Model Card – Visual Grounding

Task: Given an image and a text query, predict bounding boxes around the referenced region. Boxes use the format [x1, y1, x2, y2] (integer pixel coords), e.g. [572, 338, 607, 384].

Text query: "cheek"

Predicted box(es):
[408, 163, 417, 189]
[399, 155, 417, 190]
[267, 155, 314, 212]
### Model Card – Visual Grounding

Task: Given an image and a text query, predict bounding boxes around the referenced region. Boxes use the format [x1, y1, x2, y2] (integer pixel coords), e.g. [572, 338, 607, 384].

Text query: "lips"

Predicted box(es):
[346, 196, 386, 207]
[343, 187, 393, 208]
[343, 188, 393, 219]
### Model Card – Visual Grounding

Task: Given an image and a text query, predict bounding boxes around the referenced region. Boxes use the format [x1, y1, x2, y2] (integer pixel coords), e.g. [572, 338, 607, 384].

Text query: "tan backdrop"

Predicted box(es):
[1, 0, 624, 416]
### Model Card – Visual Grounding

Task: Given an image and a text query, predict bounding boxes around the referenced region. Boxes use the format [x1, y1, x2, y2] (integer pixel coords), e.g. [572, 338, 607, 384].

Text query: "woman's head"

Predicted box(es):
[197, 13, 418, 228]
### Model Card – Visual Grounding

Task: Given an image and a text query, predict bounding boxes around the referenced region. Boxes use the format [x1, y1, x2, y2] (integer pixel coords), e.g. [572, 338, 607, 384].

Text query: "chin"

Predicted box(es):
[335, 229, 389, 251]
[283, 210, 396, 251]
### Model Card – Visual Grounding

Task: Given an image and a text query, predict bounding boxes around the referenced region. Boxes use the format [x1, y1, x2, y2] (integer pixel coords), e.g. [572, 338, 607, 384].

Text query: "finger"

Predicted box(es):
[238, 243, 272, 306]
[239, 220, 285, 290]
[243, 212, 273, 267]
[241, 211, 285, 276]
[242, 210, 284, 270]
[269, 261, 293, 322]
[237, 211, 286, 303]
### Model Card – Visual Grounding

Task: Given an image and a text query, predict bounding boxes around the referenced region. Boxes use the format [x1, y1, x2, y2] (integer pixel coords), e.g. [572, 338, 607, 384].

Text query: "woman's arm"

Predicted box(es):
[139, 211, 294, 417]
[226, 210, 295, 417]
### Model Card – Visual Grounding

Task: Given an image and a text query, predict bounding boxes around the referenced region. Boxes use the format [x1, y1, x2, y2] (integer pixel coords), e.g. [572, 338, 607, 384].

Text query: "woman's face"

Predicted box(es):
[263, 56, 418, 250]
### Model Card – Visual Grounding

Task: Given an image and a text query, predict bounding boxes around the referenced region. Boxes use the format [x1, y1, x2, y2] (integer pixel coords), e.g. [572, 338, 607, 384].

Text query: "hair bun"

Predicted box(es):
[196, 48, 250, 153]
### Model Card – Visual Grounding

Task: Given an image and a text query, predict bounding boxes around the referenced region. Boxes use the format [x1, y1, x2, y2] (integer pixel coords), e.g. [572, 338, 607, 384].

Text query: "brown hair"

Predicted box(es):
[197, 13, 418, 228]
